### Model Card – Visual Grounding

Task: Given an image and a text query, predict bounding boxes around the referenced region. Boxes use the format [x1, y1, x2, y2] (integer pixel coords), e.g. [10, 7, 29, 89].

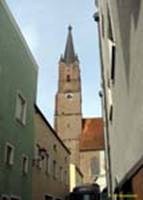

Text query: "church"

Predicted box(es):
[54, 26, 106, 191]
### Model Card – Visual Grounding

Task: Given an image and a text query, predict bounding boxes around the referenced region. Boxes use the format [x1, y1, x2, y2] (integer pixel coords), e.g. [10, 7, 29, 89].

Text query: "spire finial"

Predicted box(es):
[63, 25, 77, 64]
[68, 25, 72, 31]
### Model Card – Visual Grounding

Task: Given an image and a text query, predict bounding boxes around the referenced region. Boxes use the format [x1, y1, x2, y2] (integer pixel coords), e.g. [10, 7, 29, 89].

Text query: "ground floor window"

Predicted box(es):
[44, 195, 53, 200]
[1, 195, 20, 200]
[1, 195, 9, 200]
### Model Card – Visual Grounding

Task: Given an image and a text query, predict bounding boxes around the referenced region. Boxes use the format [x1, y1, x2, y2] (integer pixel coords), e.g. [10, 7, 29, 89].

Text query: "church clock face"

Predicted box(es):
[65, 93, 73, 100]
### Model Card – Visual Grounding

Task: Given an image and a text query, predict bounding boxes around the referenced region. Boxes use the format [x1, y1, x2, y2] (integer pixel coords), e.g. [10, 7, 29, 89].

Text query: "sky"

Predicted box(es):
[6, 0, 101, 126]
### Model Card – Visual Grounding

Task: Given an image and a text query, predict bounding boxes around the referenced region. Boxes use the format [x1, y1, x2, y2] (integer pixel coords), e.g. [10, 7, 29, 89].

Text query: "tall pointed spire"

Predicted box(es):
[64, 25, 77, 64]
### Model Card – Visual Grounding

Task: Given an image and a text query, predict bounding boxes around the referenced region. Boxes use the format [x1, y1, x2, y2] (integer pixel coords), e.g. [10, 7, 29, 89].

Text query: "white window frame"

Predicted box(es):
[5, 143, 15, 166]
[22, 155, 29, 175]
[64, 170, 67, 185]
[15, 91, 27, 125]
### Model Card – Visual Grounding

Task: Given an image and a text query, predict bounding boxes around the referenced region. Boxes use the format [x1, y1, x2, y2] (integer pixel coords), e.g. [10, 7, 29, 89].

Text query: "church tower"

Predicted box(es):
[55, 26, 82, 167]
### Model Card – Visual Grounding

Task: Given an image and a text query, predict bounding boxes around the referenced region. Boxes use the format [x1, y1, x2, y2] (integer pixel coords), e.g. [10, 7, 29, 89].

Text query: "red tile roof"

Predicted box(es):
[80, 118, 105, 151]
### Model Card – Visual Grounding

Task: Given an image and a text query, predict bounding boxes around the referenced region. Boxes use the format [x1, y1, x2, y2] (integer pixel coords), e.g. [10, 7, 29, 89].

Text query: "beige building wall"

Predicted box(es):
[64, 139, 80, 168]
[55, 115, 82, 140]
[32, 107, 70, 200]
[96, 151, 106, 191]
[69, 164, 83, 192]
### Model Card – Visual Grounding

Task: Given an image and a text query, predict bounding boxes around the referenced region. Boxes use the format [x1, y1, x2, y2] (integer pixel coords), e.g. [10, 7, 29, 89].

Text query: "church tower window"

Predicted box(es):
[66, 75, 71, 82]
[65, 93, 73, 99]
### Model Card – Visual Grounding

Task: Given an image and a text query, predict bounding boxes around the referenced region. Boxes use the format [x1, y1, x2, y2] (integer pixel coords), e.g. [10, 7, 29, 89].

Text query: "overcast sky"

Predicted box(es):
[6, 0, 101, 125]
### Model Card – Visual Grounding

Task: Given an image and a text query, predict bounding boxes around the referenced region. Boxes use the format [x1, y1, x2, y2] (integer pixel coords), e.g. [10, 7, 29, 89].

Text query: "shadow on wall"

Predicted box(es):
[116, 0, 141, 90]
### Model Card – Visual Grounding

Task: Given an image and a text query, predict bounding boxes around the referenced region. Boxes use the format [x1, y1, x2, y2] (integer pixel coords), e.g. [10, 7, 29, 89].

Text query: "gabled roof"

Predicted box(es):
[80, 118, 105, 151]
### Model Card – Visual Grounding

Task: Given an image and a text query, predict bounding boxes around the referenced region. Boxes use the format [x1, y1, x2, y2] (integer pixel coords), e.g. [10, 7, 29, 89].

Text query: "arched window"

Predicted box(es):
[66, 75, 71, 82]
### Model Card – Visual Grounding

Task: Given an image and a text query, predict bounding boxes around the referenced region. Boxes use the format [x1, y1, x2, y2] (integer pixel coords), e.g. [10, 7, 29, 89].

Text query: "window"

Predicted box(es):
[108, 40, 116, 82]
[53, 160, 56, 179]
[45, 154, 51, 175]
[66, 75, 71, 82]
[101, 14, 104, 38]
[44, 195, 53, 200]
[108, 8, 116, 83]
[65, 93, 73, 100]
[1, 195, 9, 200]
[111, 44, 116, 81]
[67, 123, 70, 128]
[65, 156, 68, 163]
[34, 145, 46, 169]
[33, 145, 42, 168]
[22, 155, 28, 175]
[59, 166, 63, 182]
[90, 157, 100, 176]
[38, 158, 43, 169]
[53, 144, 57, 152]
[11, 197, 20, 200]
[109, 105, 113, 122]
[5, 143, 14, 166]
[108, 8, 114, 41]
[108, 88, 113, 122]
[15, 92, 27, 125]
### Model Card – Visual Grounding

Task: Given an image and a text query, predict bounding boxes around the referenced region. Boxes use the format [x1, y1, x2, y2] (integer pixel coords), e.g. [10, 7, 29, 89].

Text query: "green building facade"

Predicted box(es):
[0, 1, 38, 199]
